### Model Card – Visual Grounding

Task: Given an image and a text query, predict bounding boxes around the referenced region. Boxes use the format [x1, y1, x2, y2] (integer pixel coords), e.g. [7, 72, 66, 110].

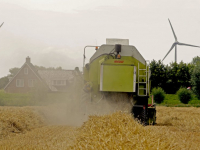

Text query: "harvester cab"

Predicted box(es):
[82, 38, 156, 125]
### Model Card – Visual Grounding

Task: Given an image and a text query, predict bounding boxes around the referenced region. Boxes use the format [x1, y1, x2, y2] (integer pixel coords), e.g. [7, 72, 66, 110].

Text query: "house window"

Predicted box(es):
[16, 79, 24, 87]
[28, 79, 34, 87]
[24, 68, 28, 74]
[52, 80, 66, 86]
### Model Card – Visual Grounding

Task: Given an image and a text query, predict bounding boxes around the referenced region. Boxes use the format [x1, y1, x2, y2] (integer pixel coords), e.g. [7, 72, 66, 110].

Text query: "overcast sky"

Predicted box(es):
[0, 0, 200, 78]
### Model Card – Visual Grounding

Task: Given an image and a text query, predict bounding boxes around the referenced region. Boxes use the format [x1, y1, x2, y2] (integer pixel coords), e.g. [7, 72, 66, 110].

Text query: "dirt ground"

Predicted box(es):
[0, 106, 200, 149]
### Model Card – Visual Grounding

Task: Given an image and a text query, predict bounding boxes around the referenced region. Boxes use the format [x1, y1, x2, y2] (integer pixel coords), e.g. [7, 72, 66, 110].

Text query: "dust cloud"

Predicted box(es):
[35, 91, 133, 127]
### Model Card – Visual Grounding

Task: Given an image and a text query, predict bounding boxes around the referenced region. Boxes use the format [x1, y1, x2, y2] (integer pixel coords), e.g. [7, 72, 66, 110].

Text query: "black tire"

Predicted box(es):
[140, 109, 147, 126]
[131, 106, 147, 126]
[147, 106, 156, 125]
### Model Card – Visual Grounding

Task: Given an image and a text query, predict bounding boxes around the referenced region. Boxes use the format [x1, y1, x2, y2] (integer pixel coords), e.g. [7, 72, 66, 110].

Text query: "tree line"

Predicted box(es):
[150, 56, 200, 98]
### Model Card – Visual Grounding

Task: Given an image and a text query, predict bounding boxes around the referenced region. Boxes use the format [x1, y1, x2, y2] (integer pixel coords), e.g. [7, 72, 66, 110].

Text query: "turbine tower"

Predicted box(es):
[162, 19, 200, 63]
[0, 22, 4, 28]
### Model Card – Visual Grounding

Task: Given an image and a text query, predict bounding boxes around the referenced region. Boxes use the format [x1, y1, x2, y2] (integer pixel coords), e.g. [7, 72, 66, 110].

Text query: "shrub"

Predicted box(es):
[151, 87, 165, 104]
[177, 88, 192, 104]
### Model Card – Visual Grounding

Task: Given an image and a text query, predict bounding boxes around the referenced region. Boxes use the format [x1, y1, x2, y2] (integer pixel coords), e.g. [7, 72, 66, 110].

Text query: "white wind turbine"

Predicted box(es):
[162, 19, 200, 63]
[0, 22, 4, 28]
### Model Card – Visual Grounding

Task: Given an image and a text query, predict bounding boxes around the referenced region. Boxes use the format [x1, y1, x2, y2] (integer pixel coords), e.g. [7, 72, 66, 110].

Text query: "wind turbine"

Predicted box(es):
[162, 19, 200, 63]
[0, 22, 4, 28]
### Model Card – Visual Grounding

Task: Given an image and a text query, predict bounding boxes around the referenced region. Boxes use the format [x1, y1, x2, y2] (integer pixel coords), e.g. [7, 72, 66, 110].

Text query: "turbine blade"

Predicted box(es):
[162, 43, 175, 61]
[178, 42, 200, 48]
[168, 19, 177, 41]
[0, 22, 4, 28]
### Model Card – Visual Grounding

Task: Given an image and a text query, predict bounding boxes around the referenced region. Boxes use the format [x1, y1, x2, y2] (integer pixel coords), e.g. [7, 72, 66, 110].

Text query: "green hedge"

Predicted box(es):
[176, 88, 192, 104]
[151, 87, 165, 104]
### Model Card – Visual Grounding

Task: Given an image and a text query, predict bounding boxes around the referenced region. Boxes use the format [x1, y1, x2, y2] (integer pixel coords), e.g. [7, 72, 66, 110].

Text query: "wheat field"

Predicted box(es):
[0, 106, 200, 150]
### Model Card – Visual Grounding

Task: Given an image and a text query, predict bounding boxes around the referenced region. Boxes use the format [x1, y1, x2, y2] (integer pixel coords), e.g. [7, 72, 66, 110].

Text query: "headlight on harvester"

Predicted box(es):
[117, 54, 121, 59]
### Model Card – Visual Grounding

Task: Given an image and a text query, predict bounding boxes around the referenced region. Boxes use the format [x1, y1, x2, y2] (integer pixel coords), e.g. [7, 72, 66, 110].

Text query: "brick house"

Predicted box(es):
[4, 57, 75, 93]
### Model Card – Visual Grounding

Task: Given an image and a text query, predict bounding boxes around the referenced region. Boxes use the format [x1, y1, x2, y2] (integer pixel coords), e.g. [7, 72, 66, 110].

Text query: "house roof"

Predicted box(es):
[4, 57, 75, 92]
[38, 70, 75, 91]
[28, 62, 44, 81]
[4, 57, 48, 91]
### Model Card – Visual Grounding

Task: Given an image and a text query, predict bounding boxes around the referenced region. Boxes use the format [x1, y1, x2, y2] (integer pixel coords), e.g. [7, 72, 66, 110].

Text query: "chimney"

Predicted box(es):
[26, 56, 31, 63]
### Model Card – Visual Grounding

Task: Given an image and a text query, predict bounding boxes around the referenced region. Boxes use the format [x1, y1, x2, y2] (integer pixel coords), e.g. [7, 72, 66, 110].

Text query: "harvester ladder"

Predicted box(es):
[138, 61, 150, 96]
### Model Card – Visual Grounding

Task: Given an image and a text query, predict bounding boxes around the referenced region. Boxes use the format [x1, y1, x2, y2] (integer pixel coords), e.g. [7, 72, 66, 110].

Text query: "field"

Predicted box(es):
[0, 105, 200, 149]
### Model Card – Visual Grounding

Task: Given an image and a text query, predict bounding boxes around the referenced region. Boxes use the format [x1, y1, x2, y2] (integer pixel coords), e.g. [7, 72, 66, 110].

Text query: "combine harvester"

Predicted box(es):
[82, 39, 156, 125]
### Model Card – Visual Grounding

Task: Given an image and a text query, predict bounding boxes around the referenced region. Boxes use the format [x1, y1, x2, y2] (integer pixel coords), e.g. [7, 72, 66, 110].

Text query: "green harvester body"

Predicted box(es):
[83, 40, 156, 125]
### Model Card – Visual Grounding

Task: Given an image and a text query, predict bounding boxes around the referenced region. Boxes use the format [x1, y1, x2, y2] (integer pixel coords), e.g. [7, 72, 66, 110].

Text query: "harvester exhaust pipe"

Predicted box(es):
[115, 44, 121, 59]
[115, 44, 121, 53]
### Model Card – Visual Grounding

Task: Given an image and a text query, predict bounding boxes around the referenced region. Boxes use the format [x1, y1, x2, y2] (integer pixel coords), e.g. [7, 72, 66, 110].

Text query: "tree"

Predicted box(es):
[191, 56, 200, 65]
[0, 76, 9, 89]
[166, 62, 191, 93]
[8, 67, 20, 77]
[0, 67, 20, 89]
[191, 61, 200, 99]
[150, 60, 191, 94]
[0, 67, 19, 89]
[150, 60, 168, 90]
[189, 56, 200, 76]
[177, 61, 190, 88]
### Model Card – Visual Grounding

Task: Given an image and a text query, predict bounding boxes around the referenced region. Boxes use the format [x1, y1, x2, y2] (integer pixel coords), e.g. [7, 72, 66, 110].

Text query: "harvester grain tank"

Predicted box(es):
[83, 39, 156, 125]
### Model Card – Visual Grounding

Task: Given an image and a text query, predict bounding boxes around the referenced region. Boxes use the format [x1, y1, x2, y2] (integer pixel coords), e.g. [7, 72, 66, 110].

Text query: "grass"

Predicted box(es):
[149, 94, 200, 107]
[0, 90, 31, 106]
[0, 90, 72, 106]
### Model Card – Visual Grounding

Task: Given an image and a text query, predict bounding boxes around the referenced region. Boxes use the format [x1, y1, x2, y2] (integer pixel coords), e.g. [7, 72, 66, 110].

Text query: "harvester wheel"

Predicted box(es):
[141, 109, 147, 126]
[131, 106, 147, 126]
[147, 107, 156, 125]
